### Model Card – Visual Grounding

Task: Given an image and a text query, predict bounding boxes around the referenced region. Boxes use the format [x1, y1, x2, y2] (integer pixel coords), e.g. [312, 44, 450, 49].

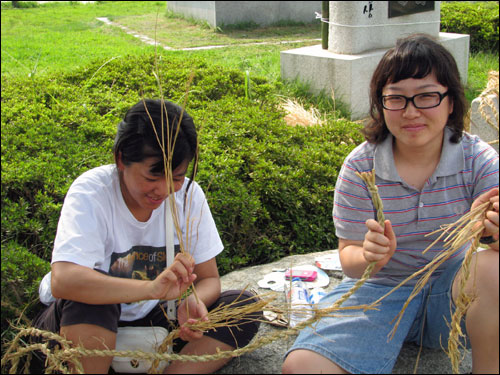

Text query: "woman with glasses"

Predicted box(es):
[282, 34, 499, 374]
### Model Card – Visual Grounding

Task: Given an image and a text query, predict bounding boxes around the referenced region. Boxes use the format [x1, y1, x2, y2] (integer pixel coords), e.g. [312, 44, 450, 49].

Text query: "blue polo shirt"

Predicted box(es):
[333, 127, 499, 286]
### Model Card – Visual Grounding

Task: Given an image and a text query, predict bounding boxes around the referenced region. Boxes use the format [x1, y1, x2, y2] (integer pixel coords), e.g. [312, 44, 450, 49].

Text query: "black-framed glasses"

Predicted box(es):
[381, 91, 449, 111]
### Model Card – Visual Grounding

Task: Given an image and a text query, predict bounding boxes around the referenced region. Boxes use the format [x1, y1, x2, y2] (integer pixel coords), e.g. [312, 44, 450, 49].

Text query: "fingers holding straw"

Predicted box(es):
[363, 219, 396, 268]
[149, 253, 197, 301]
[474, 188, 499, 246]
[330, 170, 388, 309]
[355, 170, 396, 273]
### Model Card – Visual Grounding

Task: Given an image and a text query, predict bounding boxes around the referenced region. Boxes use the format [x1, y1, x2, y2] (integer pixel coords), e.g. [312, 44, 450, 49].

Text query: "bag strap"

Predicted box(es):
[165, 198, 177, 320]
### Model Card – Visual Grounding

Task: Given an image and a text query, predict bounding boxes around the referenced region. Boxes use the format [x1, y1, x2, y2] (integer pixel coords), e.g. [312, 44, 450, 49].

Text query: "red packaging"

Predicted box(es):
[285, 269, 317, 282]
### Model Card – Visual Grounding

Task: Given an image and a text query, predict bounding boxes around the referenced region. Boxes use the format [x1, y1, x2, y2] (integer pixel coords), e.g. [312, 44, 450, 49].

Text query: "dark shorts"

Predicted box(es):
[34, 289, 261, 348]
[30, 290, 261, 372]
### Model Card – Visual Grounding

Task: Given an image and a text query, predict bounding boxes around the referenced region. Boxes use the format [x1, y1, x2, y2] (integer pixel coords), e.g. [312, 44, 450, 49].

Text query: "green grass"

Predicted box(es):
[1, 1, 498, 109]
[167, 42, 314, 82]
[1, 1, 163, 77]
[120, 10, 320, 49]
[465, 50, 499, 103]
[1, 1, 319, 78]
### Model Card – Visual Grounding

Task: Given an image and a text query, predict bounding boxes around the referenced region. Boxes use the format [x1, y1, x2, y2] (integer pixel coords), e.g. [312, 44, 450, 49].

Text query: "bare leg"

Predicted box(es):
[60, 323, 116, 374]
[282, 349, 349, 374]
[165, 336, 233, 374]
[452, 249, 499, 374]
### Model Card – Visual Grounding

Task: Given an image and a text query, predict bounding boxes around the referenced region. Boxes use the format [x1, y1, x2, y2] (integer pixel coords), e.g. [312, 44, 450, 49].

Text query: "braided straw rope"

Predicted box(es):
[2, 169, 386, 374]
[442, 202, 491, 374]
[466, 71, 499, 147]
[1, 298, 375, 374]
[345, 169, 386, 300]
[4, 169, 485, 374]
[355, 170, 386, 227]
[366, 201, 491, 374]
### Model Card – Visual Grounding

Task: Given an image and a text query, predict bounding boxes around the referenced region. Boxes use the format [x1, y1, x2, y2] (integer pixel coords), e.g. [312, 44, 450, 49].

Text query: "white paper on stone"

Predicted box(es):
[258, 265, 330, 292]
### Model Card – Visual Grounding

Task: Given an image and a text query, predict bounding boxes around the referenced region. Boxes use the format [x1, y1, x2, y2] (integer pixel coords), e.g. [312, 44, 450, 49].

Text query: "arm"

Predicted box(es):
[190, 257, 221, 307]
[339, 219, 397, 279]
[51, 252, 196, 304]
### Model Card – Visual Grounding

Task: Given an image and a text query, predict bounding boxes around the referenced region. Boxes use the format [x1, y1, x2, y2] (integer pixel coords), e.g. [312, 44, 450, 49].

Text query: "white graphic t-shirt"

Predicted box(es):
[39, 164, 223, 321]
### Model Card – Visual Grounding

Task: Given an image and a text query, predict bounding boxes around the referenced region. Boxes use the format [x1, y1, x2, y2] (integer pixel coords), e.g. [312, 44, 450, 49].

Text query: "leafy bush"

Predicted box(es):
[1, 54, 362, 330]
[1, 241, 50, 332]
[9, 1, 39, 9]
[441, 1, 499, 53]
[194, 99, 360, 270]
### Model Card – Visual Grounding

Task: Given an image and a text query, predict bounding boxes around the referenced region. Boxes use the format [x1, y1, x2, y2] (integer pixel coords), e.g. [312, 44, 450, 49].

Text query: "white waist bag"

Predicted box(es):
[111, 199, 177, 373]
[111, 326, 170, 373]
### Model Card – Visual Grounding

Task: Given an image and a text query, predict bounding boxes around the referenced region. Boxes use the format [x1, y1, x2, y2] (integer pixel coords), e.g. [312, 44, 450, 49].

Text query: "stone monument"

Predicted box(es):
[281, 1, 470, 120]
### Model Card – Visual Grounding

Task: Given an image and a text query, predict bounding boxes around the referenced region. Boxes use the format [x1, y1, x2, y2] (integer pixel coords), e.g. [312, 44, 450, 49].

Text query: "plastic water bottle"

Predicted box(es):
[285, 277, 313, 328]
[308, 287, 326, 305]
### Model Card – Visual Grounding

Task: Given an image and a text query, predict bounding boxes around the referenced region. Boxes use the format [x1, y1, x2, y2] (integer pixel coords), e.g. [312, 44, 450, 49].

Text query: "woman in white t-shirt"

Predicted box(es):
[32, 99, 261, 374]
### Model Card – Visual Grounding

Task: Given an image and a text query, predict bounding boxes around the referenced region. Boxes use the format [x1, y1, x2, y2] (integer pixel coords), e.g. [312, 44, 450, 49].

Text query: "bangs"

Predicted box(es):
[385, 44, 435, 84]
[146, 137, 194, 175]
[142, 146, 164, 175]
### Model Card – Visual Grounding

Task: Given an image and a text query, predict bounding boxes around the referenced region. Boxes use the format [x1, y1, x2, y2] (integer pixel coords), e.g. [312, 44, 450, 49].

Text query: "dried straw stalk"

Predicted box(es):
[1, 292, 376, 374]
[336, 169, 387, 306]
[442, 202, 490, 373]
[367, 201, 491, 373]
[478, 71, 498, 142]
[466, 70, 499, 147]
[281, 98, 324, 127]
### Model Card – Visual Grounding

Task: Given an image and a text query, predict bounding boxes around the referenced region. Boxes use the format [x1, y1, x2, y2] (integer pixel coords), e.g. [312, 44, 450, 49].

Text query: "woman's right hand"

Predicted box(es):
[363, 219, 397, 272]
[149, 253, 196, 300]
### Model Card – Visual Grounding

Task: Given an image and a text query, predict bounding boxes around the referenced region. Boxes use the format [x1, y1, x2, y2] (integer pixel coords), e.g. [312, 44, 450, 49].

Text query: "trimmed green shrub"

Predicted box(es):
[1, 54, 362, 330]
[194, 99, 359, 269]
[9, 1, 39, 9]
[1, 241, 51, 332]
[441, 1, 499, 53]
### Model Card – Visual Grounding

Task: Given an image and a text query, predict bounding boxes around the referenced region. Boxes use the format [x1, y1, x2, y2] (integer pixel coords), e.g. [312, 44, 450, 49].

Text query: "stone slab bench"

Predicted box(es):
[217, 250, 472, 374]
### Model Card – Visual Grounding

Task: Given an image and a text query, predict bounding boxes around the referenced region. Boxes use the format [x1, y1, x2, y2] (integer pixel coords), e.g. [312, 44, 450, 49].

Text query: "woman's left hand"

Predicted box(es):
[472, 188, 499, 250]
[177, 294, 209, 342]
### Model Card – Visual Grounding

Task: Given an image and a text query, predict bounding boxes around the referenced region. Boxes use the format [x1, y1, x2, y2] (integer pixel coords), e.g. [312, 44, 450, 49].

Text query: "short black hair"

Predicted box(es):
[113, 99, 198, 192]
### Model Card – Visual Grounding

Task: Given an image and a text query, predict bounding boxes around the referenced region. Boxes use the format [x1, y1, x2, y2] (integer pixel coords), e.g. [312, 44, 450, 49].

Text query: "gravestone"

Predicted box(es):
[167, 1, 321, 28]
[281, 1, 470, 120]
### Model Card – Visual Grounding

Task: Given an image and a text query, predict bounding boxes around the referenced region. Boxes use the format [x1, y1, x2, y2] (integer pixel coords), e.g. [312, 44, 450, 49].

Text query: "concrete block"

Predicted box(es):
[280, 33, 469, 120]
[167, 1, 216, 27]
[167, 1, 321, 28]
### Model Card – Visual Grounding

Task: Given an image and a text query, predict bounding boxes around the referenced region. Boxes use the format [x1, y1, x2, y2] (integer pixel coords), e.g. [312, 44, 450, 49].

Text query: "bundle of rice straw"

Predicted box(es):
[281, 98, 324, 127]
[368, 201, 493, 374]
[349, 170, 385, 289]
[1, 290, 377, 374]
[466, 70, 499, 148]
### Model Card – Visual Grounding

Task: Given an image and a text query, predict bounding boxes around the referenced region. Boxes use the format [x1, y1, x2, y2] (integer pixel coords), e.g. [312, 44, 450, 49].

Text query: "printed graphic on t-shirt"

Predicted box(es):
[109, 245, 181, 280]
